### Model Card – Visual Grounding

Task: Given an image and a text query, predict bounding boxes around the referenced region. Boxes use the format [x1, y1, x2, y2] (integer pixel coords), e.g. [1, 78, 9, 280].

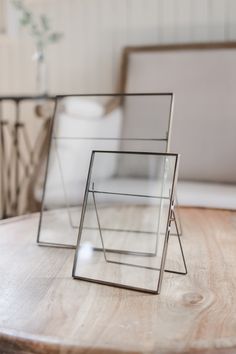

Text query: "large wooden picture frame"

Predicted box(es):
[117, 41, 236, 184]
[117, 41, 236, 92]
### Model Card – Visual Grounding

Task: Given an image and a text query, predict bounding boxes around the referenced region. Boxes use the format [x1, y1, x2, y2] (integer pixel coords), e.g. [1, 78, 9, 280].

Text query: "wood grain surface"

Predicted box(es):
[0, 208, 236, 354]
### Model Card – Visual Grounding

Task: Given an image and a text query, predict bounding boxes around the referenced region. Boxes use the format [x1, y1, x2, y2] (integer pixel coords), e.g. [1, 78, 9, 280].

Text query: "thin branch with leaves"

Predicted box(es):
[11, 0, 63, 53]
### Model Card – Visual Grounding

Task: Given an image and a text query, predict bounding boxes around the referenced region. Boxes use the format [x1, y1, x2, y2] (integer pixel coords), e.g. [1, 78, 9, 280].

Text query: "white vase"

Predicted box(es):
[34, 49, 48, 95]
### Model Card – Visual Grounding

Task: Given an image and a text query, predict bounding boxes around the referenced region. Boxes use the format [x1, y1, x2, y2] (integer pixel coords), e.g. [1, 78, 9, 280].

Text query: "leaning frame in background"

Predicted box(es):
[37, 93, 174, 248]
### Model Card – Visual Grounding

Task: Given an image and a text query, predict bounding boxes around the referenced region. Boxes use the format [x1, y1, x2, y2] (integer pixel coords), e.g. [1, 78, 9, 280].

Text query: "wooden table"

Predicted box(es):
[0, 208, 236, 354]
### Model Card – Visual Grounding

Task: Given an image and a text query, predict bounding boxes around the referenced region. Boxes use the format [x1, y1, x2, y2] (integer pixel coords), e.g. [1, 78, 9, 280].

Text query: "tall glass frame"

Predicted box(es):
[37, 93, 174, 247]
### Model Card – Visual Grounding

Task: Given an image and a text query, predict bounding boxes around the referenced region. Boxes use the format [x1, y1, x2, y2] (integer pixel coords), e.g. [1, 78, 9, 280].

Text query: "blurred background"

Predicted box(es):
[1, 0, 236, 219]
[1, 0, 236, 94]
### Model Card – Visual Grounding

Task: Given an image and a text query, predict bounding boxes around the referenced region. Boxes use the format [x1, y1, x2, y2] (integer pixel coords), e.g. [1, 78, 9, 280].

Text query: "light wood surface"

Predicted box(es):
[0, 208, 236, 354]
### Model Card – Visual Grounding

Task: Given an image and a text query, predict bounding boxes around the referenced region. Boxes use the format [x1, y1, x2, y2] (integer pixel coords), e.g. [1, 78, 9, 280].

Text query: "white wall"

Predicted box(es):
[1, 0, 236, 94]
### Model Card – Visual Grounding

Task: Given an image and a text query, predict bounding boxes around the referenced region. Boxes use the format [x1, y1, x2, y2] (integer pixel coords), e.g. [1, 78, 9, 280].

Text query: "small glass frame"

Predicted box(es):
[72, 151, 187, 294]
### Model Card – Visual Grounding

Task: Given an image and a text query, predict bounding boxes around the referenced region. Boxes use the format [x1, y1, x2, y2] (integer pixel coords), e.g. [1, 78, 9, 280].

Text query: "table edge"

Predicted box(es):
[0, 328, 236, 354]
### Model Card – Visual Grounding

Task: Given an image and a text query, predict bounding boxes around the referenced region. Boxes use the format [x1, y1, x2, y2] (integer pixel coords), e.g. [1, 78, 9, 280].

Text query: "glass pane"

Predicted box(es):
[37, 94, 173, 246]
[73, 151, 178, 293]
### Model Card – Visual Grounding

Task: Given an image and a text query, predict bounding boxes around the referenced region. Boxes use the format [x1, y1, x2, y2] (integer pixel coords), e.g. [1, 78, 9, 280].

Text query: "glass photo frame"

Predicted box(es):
[37, 93, 174, 247]
[72, 151, 187, 294]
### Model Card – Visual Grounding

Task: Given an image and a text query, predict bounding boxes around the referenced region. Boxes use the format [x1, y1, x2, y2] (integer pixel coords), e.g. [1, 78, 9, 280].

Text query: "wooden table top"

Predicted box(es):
[0, 208, 236, 354]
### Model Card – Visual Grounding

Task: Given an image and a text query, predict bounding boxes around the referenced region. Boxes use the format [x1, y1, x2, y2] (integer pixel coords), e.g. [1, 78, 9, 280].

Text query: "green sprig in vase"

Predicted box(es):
[12, 0, 63, 95]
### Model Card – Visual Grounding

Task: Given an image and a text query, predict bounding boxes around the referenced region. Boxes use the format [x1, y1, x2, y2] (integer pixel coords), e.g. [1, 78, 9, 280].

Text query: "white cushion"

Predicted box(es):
[63, 97, 105, 119]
